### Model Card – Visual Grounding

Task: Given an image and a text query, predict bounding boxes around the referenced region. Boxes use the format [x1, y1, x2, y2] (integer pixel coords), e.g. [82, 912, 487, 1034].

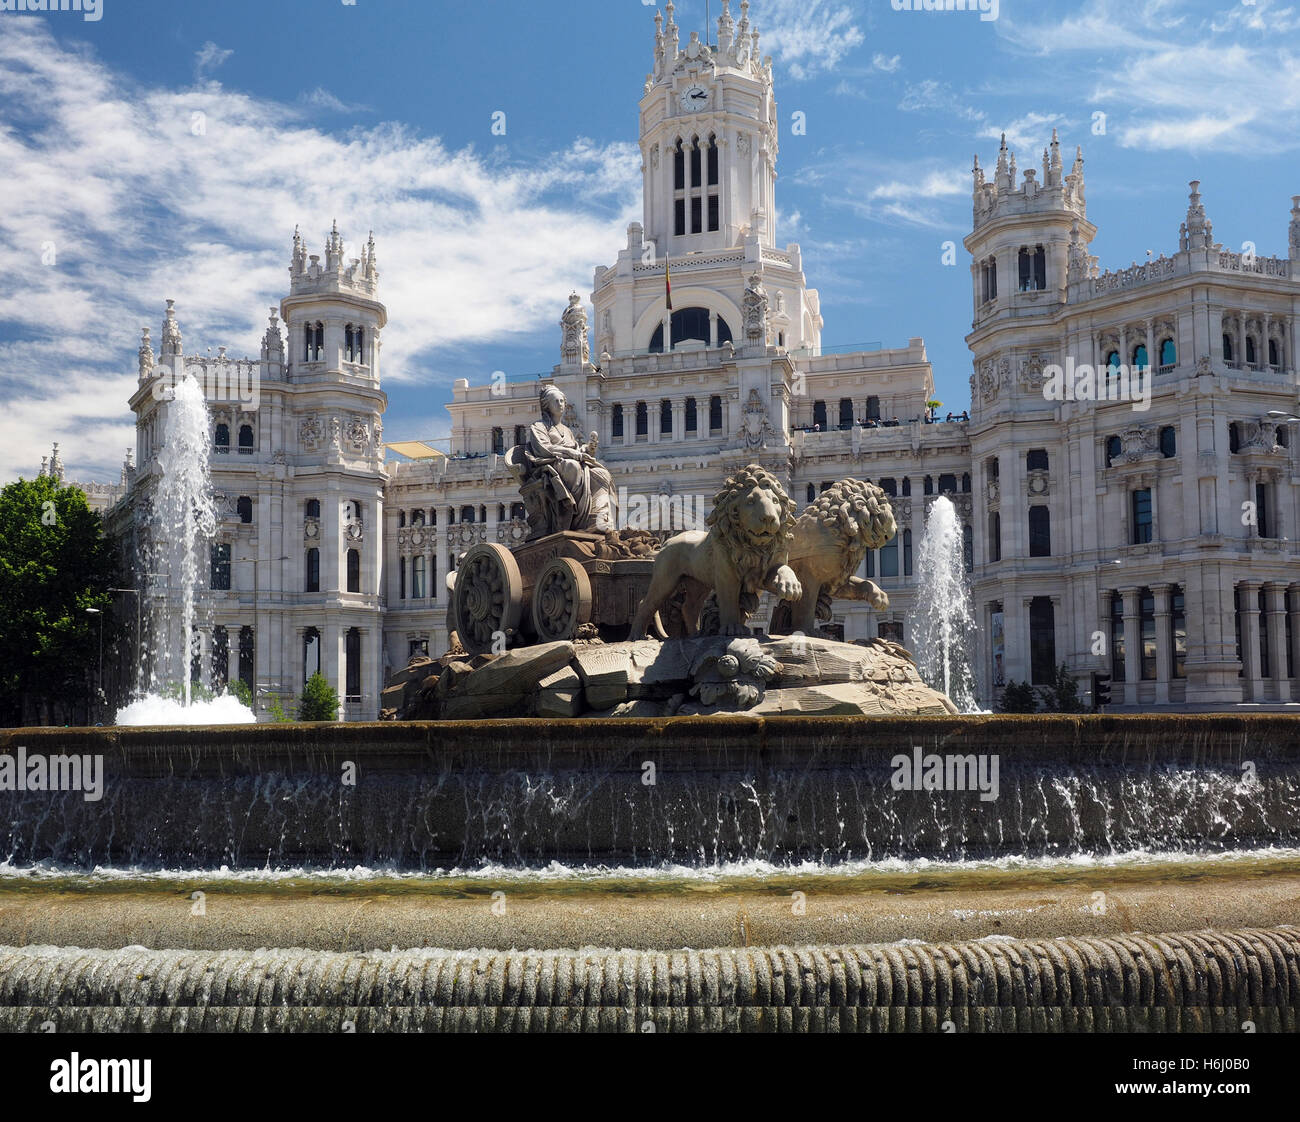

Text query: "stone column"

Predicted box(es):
[1121, 587, 1140, 706]
[1263, 313, 1273, 369]
[709, 311, 719, 348]
[1239, 580, 1261, 701]
[1267, 582, 1290, 701]
[1237, 312, 1247, 370]
[1152, 583, 1172, 705]
[1289, 583, 1300, 685]
[662, 314, 672, 354]
[1144, 319, 1155, 374]
[673, 398, 685, 443]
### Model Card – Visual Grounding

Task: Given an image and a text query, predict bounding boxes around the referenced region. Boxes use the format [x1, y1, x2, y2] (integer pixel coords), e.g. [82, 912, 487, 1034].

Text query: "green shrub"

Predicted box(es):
[998, 679, 1038, 713]
[227, 678, 254, 710]
[297, 673, 340, 722]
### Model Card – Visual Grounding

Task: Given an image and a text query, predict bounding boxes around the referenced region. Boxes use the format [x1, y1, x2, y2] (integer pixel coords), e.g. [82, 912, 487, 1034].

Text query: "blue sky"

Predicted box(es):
[1, 0, 1297, 482]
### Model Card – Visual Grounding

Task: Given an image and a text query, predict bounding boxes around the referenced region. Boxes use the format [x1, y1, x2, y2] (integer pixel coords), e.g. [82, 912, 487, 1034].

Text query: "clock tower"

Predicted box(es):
[640, 0, 778, 257]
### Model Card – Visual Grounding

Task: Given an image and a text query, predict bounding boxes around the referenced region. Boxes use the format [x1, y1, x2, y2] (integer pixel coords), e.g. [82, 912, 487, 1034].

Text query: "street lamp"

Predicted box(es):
[85, 607, 103, 724]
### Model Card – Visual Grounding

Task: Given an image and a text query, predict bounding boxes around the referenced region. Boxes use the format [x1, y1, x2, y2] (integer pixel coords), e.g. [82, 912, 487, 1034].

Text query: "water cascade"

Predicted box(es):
[907, 496, 980, 713]
[115, 375, 253, 726]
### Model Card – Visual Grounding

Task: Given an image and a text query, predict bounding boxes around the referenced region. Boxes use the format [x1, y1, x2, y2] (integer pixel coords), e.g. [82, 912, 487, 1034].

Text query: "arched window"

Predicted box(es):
[880, 478, 897, 497]
[1028, 506, 1051, 557]
[461, 506, 475, 524]
[1269, 338, 1280, 367]
[685, 398, 697, 433]
[1132, 344, 1149, 370]
[709, 395, 722, 431]
[345, 324, 355, 363]
[635, 401, 648, 437]
[1160, 426, 1177, 458]
[238, 626, 254, 693]
[1159, 338, 1176, 369]
[510, 502, 526, 520]
[1106, 435, 1122, 466]
[305, 321, 323, 362]
[238, 424, 254, 454]
[901, 478, 912, 497]
[514, 424, 527, 446]
[398, 510, 406, 528]
[398, 556, 406, 600]
[1019, 246, 1046, 291]
[923, 476, 934, 495]
[214, 423, 230, 454]
[649, 308, 732, 353]
[673, 140, 686, 235]
[305, 498, 320, 520]
[939, 473, 957, 493]
[410, 509, 424, 526]
[236, 496, 253, 524]
[354, 326, 364, 364]
[612, 404, 624, 439]
[1229, 422, 1241, 453]
[1222, 334, 1234, 363]
[346, 548, 360, 593]
[304, 323, 313, 362]
[1105, 350, 1122, 376]
[305, 548, 320, 592]
[660, 399, 673, 435]
[491, 427, 505, 455]
[982, 257, 998, 303]
[961, 473, 971, 493]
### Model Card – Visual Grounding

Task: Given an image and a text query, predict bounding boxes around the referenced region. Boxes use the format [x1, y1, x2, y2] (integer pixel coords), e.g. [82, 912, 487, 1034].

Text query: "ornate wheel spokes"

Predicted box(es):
[532, 557, 592, 643]
[454, 544, 523, 655]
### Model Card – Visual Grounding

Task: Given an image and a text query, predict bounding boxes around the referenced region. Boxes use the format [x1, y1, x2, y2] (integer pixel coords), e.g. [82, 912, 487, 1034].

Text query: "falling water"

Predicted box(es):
[115, 375, 253, 725]
[907, 496, 980, 712]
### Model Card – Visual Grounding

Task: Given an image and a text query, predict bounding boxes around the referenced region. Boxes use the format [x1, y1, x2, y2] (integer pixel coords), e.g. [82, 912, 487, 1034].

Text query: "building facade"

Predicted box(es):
[109, 2, 1298, 716]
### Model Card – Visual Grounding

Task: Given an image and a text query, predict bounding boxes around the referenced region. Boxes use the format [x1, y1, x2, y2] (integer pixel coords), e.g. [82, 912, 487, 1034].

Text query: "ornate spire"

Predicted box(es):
[261, 307, 284, 364]
[137, 326, 154, 381]
[161, 298, 182, 359]
[718, 0, 734, 50]
[972, 152, 984, 192]
[364, 230, 378, 282]
[49, 442, 64, 484]
[325, 219, 345, 272]
[1048, 127, 1063, 185]
[1290, 195, 1300, 258]
[291, 224, 307, 277]
[1184, 180, 1212, 249]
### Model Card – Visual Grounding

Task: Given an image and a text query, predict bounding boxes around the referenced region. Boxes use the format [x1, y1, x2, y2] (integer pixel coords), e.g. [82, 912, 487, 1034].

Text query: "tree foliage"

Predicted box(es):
[0, 475, 119, 725]
[997, 679, 1038, 713]
[298, 672, 340, 722]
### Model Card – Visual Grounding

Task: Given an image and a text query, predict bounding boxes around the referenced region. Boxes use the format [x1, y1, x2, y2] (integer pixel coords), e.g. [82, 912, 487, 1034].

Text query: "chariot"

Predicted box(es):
[451, 530, 670, 655]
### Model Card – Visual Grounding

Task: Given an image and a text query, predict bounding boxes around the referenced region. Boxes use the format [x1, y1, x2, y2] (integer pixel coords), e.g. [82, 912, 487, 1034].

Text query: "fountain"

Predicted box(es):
[907, 496, 980, 713]
[114, 375, 254, 726]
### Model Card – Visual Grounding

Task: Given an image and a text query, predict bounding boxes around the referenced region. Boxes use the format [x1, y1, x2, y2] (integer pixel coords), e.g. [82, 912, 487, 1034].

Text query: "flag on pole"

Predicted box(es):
[664, 254, 673, 312]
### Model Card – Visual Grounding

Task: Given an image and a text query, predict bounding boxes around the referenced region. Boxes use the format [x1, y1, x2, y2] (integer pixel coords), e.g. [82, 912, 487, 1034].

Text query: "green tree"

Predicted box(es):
[997, 679, 1038, 713]
[227, 677, 254, 710]
[297, 672, 340, 722]
[0, 475, 119, 726]
[1042, 663, 1086, 713]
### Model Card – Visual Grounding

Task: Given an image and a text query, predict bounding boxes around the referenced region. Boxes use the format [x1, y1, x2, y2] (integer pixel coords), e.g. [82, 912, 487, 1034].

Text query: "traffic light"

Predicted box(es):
[1092, 672, 1112, 709]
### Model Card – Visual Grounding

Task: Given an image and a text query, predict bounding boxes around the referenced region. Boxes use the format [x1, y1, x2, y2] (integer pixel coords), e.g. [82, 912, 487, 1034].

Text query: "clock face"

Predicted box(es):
[679, 85, 710, 113]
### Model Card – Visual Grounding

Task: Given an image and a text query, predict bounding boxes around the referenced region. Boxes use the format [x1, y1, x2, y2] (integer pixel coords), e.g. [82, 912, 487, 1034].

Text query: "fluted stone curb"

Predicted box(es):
[2, 928, 1297, 1032]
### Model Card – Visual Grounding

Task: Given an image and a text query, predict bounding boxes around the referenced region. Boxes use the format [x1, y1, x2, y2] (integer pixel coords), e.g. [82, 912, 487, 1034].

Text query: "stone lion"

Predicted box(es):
[774, 478, 896, 635]
[630, 464, 802, 639]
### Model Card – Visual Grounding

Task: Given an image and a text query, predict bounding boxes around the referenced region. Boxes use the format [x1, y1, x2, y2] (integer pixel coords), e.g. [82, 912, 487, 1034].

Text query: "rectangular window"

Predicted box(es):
[635, 401, 648, 436]
[660, 400, 673, 435]
[674, 199, 686, 237]
[1256, 482, 1271, 538]
[865, 549, 875, 579]
[690, 196, 702, 235]
[306, 548, 320, 593]
[1028, 506, 1051, 557]
[210, 544, 231, 591]
[1026, 449, 1049, 472]
[612, 405, 624, 439]
[1140, 589, 1157, 681]
[903, 530, 913, 577]
[345, 627, 361, 702]
[707, 142, 718, 185]
[1171, 587, 1186, 680]
[879, 536, 899, 579]
[709, 395, 722, 431]
[399, 557, 406, 601]
[685, 398, 697, 432]
[707, 194, 719, 232]
[1131, 489, 1153, 544]
[1111, 594, 1126, 683]
[238, 627, 254, 693]
[689, 143, 701, 188]
[1029, 596, 1056, 685]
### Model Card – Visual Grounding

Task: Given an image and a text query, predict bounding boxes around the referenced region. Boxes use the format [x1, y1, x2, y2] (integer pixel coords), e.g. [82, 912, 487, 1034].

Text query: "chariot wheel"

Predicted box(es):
[531, 557, 592, 644]
[453, 543, 524, 655]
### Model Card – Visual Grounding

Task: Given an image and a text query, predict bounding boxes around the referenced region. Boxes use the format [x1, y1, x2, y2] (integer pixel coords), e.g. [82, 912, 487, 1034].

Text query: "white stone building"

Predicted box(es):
[109, 2, 1299, 716]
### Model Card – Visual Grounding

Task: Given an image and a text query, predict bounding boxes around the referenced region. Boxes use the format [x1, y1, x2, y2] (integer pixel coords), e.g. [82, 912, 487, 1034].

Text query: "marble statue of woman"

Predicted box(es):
[516, 385, 615, 536]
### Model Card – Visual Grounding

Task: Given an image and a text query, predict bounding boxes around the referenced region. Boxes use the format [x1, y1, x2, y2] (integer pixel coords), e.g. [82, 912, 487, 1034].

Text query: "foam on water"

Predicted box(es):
[115, 694, 257, 727]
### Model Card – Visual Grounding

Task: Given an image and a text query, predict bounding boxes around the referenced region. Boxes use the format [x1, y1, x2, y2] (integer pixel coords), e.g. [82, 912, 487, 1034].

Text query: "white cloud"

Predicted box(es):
[872, 53, 902, 73]
[980, 112, 1068, 154]
[299, 87, 370, 114]
[0, 22, 641, 483]
[753, 0, 865, 79]
[194, 41, 233, 80]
